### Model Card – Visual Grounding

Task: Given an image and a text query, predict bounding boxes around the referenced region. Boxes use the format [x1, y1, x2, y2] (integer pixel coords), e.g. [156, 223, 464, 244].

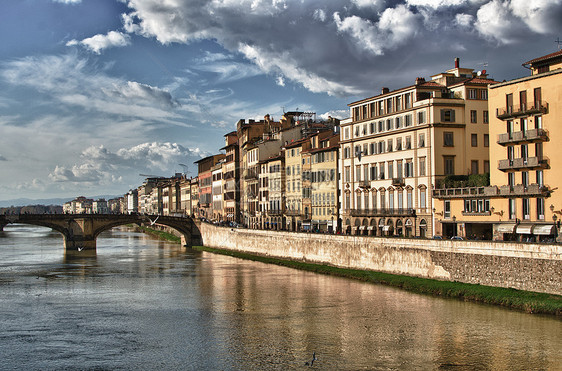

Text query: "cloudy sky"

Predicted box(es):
[0, 0, 561, 201]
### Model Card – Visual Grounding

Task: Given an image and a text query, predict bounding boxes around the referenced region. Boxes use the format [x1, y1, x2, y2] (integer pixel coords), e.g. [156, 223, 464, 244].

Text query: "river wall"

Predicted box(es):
[199, 223, 562, 295]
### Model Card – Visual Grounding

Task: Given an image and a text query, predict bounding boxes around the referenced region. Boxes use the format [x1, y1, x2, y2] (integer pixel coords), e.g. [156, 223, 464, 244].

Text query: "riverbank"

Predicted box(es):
[137, 225, 562, 316]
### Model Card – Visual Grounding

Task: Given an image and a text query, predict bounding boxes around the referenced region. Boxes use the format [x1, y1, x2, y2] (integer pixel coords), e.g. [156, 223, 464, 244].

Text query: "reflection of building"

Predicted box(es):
[343, 58, 496, 237]
[432, 50, 561, 242]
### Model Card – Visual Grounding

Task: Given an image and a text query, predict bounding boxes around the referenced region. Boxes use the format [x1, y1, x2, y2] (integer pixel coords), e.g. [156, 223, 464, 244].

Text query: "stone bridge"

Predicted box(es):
[0, 214, 201, 252]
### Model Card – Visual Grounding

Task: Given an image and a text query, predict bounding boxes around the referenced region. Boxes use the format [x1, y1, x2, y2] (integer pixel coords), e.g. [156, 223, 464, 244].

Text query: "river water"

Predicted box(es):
[0, 224, 560, 370]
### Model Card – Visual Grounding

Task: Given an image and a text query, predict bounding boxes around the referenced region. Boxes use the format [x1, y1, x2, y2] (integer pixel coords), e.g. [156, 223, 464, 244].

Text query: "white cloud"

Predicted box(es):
[276, 76, 285, 86]
[67, 31, 130, 54]
[454, 13, 474, 28]
[52, 0, 81, 4]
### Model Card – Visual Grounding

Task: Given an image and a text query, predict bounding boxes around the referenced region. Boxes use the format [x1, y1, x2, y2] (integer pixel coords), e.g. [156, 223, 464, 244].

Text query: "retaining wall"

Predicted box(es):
[200, 223, 562, 295]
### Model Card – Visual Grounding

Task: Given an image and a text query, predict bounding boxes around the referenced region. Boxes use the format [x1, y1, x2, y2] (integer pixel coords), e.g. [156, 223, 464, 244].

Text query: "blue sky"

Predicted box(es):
[0, 0, 561, 201]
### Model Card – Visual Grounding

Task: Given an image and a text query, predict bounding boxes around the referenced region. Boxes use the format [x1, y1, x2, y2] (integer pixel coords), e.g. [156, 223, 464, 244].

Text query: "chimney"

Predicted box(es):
[454, 57, 459, 69]
[415, 77, 426, 85]
[382, 87, 389, 94]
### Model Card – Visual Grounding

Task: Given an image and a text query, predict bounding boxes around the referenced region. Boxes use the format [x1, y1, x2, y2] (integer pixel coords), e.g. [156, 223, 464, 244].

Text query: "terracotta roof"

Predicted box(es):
[418, 81, 443, 87]
[523, 49, 562, 66]
[284, 137, 308, 149]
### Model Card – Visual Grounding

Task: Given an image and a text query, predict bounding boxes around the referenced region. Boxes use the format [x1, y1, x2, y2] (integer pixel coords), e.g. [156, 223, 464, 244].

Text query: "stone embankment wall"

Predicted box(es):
[200, 223, 561, 295]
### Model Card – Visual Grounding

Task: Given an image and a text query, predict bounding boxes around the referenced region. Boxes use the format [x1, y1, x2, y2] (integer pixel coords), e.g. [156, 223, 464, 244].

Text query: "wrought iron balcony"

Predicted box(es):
[392, 177, 405, 186]
[243, 169, 259, 180]
[496, 101, 548, 120]
[497, 129, 548, 146]
[498, 156, 549, 171]
[350, 208, 415, 217]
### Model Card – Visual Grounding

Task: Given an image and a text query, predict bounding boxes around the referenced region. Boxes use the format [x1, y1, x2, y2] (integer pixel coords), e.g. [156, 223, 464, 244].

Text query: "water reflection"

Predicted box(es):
[0, 225, 560, 370]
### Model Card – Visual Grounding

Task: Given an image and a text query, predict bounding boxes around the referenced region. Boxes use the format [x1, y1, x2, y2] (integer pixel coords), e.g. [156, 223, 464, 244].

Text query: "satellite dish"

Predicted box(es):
[477, 71, 482, 76]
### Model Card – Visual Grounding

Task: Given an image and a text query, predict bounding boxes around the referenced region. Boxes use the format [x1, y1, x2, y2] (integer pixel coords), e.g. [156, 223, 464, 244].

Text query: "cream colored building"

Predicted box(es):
[342, 58, 496, 237]
[283, 138, 306, 231]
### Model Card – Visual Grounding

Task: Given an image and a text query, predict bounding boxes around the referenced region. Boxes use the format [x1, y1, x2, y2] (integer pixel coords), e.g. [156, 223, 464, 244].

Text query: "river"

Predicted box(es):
[0, 224, 560, 370]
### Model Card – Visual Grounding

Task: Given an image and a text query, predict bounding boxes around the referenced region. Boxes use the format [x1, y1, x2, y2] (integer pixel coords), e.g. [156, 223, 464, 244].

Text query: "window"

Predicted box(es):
[536, 170, 543, 186]
[534, 87, 542, 107]
[483, 110, 489, 124]
[420, 189, 426, 209]
[484, 134, 489, 147]
[355, 165, 361, 181]
[419, 133, 425, 148]
[344, 128, 349, 140]
[396, 138, 402, 151]
[481, 90, 488, 100]
[418, 111, 426, 124]
[344, 167, 350, 182]
[405, 136, 411, 149]
[370, 142, 376, 155]
[471, 160, 479, 175]
[388, 162, 394, 179]
[370, 164, 377, 181]
[470, 110, 477, 123]
[484, 160, 490, 173]
[356, 193, 362, 209]
[520, 90, 527, 110]
[378, 121, 384, 132]
[441, 109, 455, 122]
[370, 122, 375, 134]
[379, 162, 385, 179]
[522, 171, 529, 187]
[522, 198, 530, 220]
[508, 172, 515, 187]
[395, 116, 402, 129]
[468, 89, 477, 99]
[405, 160, 413, 177]
[419, 157, 426, 176]
[537, 198, 545, 220]
[407, 190, 413, 209]
[386, 119, 392, 130]
[444, 132, 454, 147]
[387, 139, 393, 152]
[397, 191, 403, 210]
[509, 198, 516, 219]
[444, 200, 451, 218]
[444, 156, 455, 175]
[405, 114, 412, 127]
[471, 133, 478, 147]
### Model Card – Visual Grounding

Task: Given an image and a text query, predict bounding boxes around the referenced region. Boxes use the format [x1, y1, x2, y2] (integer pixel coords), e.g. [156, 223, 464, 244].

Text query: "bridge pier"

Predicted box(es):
[63, 235, 97, 252]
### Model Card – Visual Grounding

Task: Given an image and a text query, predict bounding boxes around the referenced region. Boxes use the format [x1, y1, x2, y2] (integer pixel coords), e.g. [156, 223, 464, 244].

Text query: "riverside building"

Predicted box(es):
[342, 58, 497, 237]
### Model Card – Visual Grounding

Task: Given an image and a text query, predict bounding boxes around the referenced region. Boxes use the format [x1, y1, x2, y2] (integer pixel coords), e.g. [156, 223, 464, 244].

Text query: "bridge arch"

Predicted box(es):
[0, 214, 201, 252]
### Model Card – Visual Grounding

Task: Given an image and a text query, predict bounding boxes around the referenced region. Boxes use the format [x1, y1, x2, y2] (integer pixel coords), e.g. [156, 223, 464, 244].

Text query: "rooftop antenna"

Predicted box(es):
[556, 37, 562, 50]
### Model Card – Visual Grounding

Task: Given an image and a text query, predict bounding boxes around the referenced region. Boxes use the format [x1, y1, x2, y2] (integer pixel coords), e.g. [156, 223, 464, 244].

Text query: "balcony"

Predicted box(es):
[358, 180, 370, 188]
[496, 101, 548, 120]
[432, 186, 497, 199]
[392, 177, 405, 186]
[350, 208, 415, 217]
[497, 129, 548, 146]
[243, 169, 258, 180]
[268, 209, 283, 216]
[498, 183, 550, 197]
[285, 210, 302, 216]
[498, 156, 549, 171]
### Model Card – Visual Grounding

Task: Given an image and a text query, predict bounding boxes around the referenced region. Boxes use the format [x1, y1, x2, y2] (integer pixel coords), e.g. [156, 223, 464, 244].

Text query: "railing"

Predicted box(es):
[268, 210, 283, 216]
[284, 210, 302, 216]
[497, 128, 548, 145]
[432, 186, 496, 198]
[350, 208, 415, 217]
[392, 177, 405, 186]
[498, 156, 548, 171]
[243, 169, 259, 180]
[498, 184, 550, 197]
[496, 101, 548, 119]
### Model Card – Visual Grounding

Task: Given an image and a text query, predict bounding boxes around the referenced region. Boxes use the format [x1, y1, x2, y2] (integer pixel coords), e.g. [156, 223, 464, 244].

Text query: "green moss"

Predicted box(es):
[192, 245, 562, 317]
[136, 225, 181, 243]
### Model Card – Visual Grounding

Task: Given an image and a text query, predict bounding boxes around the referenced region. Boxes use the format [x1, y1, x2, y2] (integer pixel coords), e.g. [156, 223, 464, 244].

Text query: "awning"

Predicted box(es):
[533, 224, 556, 235]
[382, 225, 390, 231]
[405, 219, 413, 226]
[496, 223, 516, 233]
[227, 214, 234, 218]
[516, 224, 533, 234]
[359, 226, 366, 230]
[366, 226, 374, 230]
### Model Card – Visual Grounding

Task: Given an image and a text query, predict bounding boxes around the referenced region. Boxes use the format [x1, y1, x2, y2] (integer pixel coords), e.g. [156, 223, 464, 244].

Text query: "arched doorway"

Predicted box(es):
[405, 218, 413, 237]
[396, 219, 403, 237]
[378, 218, 385, 236]
[419, 219, 427, 238]
[345, 218, 351, 235]
[354, 218, 361, 235]
[385, 219, 394, 236]
[362, 218, 368, 235]
[369, 218, 377, 236]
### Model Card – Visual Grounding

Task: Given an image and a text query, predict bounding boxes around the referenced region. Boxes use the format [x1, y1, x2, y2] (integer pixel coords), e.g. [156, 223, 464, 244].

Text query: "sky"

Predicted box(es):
[0, 0, 561, 201]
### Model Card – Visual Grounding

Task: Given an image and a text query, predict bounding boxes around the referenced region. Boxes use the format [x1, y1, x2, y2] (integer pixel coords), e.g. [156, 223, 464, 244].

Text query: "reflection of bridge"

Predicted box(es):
[0, 214, 201, 252]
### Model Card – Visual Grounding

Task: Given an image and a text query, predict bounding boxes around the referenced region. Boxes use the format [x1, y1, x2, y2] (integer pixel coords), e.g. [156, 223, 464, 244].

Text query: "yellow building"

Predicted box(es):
[283, 138, 306, 231]
[343, 58, 495, 237]
[307, 133, 340, 232]
[433, 50, 562, 242]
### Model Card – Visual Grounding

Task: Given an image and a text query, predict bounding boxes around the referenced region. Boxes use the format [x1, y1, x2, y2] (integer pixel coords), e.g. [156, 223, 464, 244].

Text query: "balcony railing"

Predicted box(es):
[243, 169, 259, 180]
[496, 101, 548, 119]
[268, 209, 283, 216]
[358, 180, 370, 188]
[498, 183, 550, 197]
[350, 208, 415, 217]
[284, 210, 302, 216]
[392, 177, 405, 186]
[432, 186, 497, 199]
[498, 156, 548, 171]
[497, 128, 548, 145]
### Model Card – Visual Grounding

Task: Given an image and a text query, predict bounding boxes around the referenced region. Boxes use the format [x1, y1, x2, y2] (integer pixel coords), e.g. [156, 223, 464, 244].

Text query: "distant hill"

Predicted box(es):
[0, 195, 120, 208]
